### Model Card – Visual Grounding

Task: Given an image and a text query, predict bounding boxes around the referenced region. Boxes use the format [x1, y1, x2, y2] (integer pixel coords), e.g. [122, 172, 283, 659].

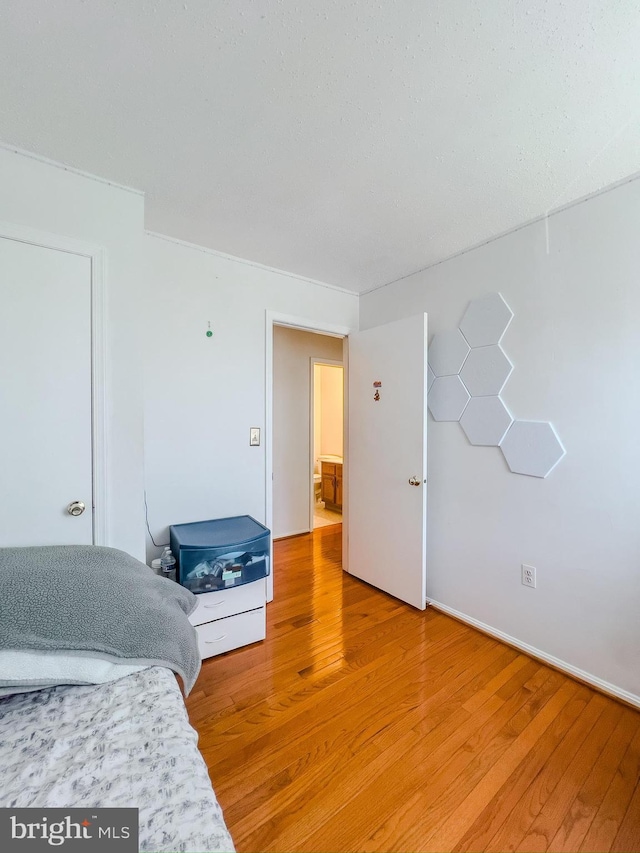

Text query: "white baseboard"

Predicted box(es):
[427, 598, 640, 710]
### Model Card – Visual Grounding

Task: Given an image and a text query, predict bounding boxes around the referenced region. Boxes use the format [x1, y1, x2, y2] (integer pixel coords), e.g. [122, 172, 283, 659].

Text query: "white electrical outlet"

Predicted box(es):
[521, 564, 536, 588]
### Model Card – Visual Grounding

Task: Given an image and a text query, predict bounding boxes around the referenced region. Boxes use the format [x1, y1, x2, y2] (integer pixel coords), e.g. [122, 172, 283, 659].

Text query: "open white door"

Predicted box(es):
[347, 313, 428, 609]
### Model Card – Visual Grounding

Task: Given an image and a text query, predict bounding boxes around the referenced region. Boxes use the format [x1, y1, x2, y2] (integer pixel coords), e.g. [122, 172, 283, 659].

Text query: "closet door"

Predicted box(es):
[0, 236, 94, 546]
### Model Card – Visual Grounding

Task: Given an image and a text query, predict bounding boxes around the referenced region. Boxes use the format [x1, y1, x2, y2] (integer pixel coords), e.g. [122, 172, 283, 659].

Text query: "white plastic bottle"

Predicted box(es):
[160, 547, 177, 582]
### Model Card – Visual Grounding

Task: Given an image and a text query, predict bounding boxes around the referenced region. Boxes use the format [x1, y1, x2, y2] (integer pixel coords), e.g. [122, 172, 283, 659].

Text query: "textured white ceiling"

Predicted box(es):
[1, 1, 640, 293]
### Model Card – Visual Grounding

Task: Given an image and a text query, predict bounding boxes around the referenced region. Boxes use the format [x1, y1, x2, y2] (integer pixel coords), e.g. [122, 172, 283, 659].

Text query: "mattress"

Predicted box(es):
[0, 666, 234, 853]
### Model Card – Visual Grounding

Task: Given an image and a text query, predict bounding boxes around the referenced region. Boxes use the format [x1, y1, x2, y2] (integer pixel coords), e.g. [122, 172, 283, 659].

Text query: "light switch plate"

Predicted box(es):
[249, 427, 260, 446]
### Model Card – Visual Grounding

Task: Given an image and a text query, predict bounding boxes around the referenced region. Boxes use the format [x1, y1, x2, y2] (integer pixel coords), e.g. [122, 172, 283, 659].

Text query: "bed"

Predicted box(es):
[0, 545, 234, 853]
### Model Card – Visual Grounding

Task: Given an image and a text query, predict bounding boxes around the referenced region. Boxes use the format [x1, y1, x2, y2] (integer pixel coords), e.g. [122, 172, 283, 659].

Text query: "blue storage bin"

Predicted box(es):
[169, 515, 270, 594]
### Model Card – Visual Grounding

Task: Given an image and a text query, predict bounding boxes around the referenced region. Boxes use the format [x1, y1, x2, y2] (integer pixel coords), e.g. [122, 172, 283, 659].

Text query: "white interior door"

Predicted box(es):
[0, 236, 94, 546]
[347, 313, 428, 609]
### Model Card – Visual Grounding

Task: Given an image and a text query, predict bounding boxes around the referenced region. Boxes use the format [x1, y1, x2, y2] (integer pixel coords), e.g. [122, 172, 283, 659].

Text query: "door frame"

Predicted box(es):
[308, 357, 344, 533]
[265, 311, 354, 601]
[0, 220, 108, 545]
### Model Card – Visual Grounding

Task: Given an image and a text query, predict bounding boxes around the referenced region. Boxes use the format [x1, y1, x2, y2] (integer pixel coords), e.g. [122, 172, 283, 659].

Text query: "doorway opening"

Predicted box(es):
[271, 325, 344, 540]
[311, 360, 344, 530]
[266, 311, 352, 602]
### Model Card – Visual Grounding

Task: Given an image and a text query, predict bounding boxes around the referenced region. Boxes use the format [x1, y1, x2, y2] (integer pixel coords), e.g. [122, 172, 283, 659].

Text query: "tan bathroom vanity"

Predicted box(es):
[320, 458, 343, 511]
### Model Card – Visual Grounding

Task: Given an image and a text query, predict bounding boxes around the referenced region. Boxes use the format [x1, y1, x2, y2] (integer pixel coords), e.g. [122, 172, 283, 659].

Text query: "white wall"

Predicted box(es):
[0, 148, 146, 559]
[360, 176, 640, 702]
[0, 147, 357, 561]
[273, 329, 343, 538]
[314, 364, 322, 473]
[143, 235, 356, 553]
[319, 365, 344, 459]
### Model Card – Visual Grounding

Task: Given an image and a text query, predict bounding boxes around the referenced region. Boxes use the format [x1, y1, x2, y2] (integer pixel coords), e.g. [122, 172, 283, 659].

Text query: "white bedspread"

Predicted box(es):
[0, 666, 234, 853]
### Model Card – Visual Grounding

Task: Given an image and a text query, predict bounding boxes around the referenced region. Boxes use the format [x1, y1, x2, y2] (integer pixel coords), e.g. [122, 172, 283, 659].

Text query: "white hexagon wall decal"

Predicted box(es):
[428, 375, 470, 422]
[459, 292, 513, 348]
[460, 396, 513, 446]
[428, 329, 470, 377]
[500, 421, 566, 478]
[427, 365, 435, 391]
[460, 345, 513, 397]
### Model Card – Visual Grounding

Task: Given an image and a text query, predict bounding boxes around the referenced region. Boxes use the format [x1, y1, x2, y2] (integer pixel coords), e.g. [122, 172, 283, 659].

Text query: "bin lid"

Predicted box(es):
[170, 515, 269, 548]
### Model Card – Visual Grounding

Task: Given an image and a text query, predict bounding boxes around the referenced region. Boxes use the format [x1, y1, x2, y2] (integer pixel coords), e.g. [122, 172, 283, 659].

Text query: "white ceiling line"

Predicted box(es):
[0, 140, 145, 197]
[145, 230, 358, 296]
[361, 168, 640, 297]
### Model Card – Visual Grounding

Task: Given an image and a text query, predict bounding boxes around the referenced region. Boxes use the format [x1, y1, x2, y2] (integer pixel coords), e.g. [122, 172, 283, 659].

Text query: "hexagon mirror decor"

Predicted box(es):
[428, 375, 470, 422]
[460, 396, 513, 446]
[428, 329, 470, 377]
[500, 420, 566, 478]
[427, 365, 435, 391]
[459, 292, 513, 348]
[460, 345, 513, 397]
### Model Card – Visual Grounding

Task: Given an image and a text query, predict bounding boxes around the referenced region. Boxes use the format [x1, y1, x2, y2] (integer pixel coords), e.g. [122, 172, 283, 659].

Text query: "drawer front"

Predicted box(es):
[189, 580, 265, 626]
[177, 538, 270, 594]
[196, 608, 266, 659]
[321, 462, 336, 475]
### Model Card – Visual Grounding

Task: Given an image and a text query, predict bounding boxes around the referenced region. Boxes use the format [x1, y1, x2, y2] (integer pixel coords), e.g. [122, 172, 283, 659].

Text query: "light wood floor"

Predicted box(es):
[186, 525, 640, 852]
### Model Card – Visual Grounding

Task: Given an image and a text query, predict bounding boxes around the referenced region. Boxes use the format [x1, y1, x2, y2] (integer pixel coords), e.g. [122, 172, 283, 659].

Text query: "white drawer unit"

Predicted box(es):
[189, 582, 264, 627]
[189, 579, 266, 659]
[196, 608, 266, 660]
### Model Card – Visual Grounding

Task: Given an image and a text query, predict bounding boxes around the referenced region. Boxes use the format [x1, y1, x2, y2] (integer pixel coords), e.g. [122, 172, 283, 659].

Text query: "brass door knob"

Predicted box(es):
[408, 477, 421, 486]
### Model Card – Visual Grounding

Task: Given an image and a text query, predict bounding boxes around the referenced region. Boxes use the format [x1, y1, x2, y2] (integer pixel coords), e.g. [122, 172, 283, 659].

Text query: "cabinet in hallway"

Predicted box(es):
[321, 460, 343, 511]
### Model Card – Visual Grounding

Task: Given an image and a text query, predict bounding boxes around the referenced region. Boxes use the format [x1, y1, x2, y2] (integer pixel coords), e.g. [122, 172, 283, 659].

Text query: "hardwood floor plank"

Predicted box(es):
[184, 526, 640, 853]
[301, 671, 565, 852]
[547, 708, 640, 851]
[461, 655, 529, 714]
[389, 678, 578, 852]
[215, 632, 480, 810]
[484, 694, 608, 852]
[611, 779, 640, 853]
[203, 620, 486, 776]
[579, 727, 640, 853]
[234, 727, 421, 851]
[234, 647, 526, 849]
[212, 631, 508, 828]
[452, 685, 593, 852]
[195, 610, 458, 732]
[513, 702, 624, 851]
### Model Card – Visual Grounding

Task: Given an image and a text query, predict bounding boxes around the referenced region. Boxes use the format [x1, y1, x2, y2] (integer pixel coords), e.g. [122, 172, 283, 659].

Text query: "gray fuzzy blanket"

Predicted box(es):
[0, 545, 201, 693]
